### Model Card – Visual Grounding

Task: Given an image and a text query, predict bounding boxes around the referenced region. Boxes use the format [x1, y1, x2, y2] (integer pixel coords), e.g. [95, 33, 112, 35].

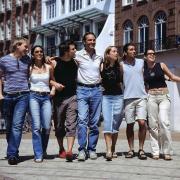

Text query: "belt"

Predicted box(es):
[4, 91, 29, 96]
[148, 89, 168, 95]
[77, 82, 101, 88]
[31, 91, 50, 96]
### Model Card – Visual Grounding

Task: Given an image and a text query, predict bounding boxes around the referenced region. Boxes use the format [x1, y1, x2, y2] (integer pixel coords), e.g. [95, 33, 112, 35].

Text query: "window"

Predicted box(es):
[69, 0, 82, 12]
[16, 16, 21, 37]
[31, 11, 37, 28]
[61, 0, 65, 14]
[123, 20, 133, 45]
[0, 0, 5, 13]
[46, 0, 56, 19]
[122, 0, 133, 7]
[95, 21, 106, 36]
[154, 11, 167, 51]
[46, 35, 56, 56]
[16, 0, 21, 6]
[84, 24, 90, 33]
[5, 20, 11, 40]
[22, 14, 29, 35]
[6, 0, 12, 10]
[68, 26, 80, 41]
[87, 0, 91, 5]
[138, 16, 149, 53]
[0, 23, 4, 40]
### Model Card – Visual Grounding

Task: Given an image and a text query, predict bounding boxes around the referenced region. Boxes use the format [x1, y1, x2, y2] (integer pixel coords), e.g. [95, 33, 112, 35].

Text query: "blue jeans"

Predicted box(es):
[76, 86, 102, 152]
[3, 92, 29, 158]
[29, 92, 52, 159]
[102, 95, 124, 133]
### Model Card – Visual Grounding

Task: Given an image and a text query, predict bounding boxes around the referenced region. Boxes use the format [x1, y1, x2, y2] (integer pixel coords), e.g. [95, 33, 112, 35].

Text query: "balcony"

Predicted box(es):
[117, 36, 178, 55]
[0, 4, 5, 13]
[23, 0, 29, 4]
[6, 2, 12, 11]
[16, 0, 22, 7]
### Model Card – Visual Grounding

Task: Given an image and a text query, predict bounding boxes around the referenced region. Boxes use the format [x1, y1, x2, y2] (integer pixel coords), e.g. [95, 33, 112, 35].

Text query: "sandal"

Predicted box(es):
[164, 154, 172, 161]
[138, 149, 147, 160]
[125, 150, 135, 158]
[106, 152, 112, 161]
[152, 155, 159, 160]
[112, 152, 118, 158]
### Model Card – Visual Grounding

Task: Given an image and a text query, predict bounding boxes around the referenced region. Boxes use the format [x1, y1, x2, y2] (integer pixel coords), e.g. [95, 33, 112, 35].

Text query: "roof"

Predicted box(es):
[30, 8, 108, 34]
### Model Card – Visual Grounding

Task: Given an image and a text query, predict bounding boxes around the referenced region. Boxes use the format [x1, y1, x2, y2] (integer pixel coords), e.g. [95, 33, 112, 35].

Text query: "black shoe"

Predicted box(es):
[8, 157, 18, 165]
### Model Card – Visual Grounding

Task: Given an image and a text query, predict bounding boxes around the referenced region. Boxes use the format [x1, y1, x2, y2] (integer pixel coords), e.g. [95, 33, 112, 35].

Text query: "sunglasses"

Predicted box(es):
[147, 53, 155, 55]
[34, 50, 43, 53]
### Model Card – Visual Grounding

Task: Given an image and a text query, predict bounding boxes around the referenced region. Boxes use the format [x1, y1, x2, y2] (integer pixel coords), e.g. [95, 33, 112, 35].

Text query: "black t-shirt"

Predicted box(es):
[54, 58, 78, 97]
[101, 64, 123, 95]
[144, 62, 167, 89]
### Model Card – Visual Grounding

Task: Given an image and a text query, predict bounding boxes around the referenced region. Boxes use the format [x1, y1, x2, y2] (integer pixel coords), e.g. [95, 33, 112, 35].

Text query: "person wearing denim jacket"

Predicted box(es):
[29, 45, 55, 163]
[0, 38, 31, 165]
[144, 49, 180, 160]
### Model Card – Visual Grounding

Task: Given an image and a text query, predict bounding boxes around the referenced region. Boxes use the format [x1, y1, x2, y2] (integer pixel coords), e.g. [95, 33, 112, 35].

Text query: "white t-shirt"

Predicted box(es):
[75, 49, 103, 84]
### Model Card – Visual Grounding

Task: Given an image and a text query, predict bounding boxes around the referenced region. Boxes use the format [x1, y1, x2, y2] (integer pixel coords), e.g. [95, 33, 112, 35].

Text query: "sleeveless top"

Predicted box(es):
[144, 62, 167, 89]
[30, 65, 50, 92]
[101, 64, 123, 95]
[122, 58, 147, 99]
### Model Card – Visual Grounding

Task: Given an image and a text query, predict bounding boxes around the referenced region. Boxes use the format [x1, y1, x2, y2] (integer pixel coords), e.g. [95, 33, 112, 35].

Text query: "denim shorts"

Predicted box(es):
[102, 95, 124, 133]
[124, 98, 147, 124]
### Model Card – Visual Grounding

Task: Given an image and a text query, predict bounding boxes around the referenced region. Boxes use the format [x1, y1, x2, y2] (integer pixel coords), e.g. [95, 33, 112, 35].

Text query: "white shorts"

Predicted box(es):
[124, 98, 147, 124]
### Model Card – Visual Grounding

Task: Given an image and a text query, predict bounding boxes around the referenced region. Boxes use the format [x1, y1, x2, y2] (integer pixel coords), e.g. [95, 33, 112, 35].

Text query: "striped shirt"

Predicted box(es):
[0, 54, 31, 93]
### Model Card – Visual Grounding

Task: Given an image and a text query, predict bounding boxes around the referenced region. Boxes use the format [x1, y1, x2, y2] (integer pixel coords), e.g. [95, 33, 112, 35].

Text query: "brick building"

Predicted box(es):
[0, 0, 41, 57]
[115, 0, 180, 53]
[115, 0, 180, 131]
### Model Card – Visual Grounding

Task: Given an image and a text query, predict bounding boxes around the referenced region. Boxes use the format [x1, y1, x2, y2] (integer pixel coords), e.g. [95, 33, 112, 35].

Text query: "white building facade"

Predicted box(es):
[32, 0, 115, 56]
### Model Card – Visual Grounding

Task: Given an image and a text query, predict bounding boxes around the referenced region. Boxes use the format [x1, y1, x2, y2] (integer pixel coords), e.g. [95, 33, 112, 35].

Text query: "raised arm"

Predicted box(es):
[161, 63, 180, 82]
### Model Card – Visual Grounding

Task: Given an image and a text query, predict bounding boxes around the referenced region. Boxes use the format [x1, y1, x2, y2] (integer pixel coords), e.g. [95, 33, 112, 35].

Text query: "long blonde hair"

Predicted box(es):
[104, 46, 119, 69]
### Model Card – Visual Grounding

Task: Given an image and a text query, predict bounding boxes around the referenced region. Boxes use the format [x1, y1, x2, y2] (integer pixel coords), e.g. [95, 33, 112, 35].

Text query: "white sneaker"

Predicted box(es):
[89, 151, 97, 160]
[78, 151, 86, 161]
[34, 158, 43, 163]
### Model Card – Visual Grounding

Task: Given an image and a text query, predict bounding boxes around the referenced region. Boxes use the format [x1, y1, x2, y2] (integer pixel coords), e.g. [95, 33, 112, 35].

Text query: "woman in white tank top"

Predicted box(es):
[29, 45, 56, 163]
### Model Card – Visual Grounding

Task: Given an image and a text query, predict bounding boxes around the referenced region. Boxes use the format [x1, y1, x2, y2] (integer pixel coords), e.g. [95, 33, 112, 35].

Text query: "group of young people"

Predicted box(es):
[0, 32, 180, 165]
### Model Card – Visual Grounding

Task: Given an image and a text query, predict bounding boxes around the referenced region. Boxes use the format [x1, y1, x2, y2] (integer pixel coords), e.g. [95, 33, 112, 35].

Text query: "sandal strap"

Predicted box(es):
[138, 149, 145, 155]
[125, 150, 135, 158]
[138, 149, 147, 160]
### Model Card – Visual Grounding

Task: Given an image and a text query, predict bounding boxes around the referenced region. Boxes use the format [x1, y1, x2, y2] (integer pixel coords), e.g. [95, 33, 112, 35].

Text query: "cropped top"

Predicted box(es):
[144, 62, 167, 89]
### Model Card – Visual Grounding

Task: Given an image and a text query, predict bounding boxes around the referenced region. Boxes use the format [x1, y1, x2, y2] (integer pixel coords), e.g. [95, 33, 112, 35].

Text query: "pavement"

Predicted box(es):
[0, 128, 180, 180]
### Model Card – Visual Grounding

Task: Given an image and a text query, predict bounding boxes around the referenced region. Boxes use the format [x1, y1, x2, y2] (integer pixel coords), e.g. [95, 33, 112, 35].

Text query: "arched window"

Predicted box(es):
[138, 16, 149, 53]
[154, 11, 167, 50]
[123, 20, 133, 45]
[16, 16, 21, 37]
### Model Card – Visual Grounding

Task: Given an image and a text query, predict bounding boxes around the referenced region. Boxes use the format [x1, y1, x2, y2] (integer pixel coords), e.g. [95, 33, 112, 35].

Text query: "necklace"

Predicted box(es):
[33, 64, 45, 74]
[147, 63, 156, 77]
